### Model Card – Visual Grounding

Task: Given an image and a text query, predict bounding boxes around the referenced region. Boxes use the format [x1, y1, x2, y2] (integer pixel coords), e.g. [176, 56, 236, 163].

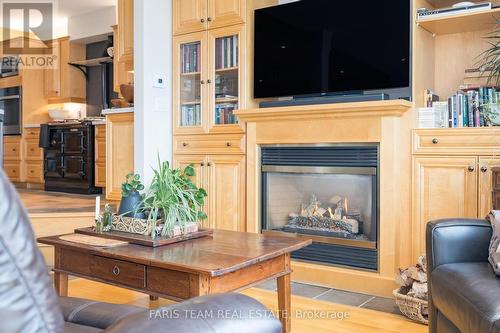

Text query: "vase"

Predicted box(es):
[118, 191, 146, 218]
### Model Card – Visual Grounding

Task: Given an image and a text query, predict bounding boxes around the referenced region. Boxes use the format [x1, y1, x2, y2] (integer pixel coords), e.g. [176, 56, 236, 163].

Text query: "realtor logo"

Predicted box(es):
[2, 1, 53, 54]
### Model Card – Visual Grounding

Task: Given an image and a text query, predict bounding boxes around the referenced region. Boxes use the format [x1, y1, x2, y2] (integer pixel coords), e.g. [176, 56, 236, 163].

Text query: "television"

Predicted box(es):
[253, 0, 411, 99]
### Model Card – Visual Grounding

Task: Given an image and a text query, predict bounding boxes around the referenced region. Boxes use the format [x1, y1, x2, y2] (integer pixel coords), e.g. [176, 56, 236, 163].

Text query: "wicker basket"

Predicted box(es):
[393, 288, 429, 325]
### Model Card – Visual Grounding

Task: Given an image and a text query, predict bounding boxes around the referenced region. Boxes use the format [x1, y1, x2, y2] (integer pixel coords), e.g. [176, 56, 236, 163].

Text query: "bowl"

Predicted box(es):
[120, 84, 134, 104]
[48, 109, 73, 121]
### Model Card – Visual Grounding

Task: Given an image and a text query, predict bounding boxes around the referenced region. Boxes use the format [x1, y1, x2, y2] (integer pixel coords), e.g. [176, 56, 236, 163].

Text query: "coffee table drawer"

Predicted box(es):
[90, 256, 146, 289]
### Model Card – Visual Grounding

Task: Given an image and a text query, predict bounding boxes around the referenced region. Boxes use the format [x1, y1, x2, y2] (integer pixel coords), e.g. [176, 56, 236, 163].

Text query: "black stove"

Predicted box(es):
[42, 120, 102, 194]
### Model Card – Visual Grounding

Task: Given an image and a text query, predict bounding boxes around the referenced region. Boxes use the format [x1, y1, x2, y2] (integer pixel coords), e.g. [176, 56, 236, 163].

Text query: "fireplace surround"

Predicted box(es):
[261, 145, 379, 270]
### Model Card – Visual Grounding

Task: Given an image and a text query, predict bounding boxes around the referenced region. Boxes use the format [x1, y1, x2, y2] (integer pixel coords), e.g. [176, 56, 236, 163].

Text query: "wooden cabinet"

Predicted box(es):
[173, 0, 245, 36]
[23, 128, 44, 183]
[117, 0, 134, 63]
[3, 136, 23, 182]
[207, 154, 245, 231]
[173, 24, 245, 135]
[43, 37, 86, 103]
[106, 113, 134, 200]
[95, 124, 107, 188]
[412, 128, 500, 258]
[174, 152, 245, 231]
[113, 0, 134, 94]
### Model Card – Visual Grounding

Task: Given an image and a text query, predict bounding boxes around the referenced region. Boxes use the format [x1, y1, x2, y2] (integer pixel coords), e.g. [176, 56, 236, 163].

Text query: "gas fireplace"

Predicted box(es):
[261, 145, 379, 270]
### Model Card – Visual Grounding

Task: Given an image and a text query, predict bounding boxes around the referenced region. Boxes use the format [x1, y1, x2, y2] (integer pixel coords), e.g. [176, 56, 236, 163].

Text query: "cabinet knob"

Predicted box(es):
[207, 17, 212, 22]
[182, 142, 188, 147]
[200, 80, 205, 85]
[481, 166, 488, 173]
[207, 79, 212, 84]
[226, 142, 232, 147]
[112, 266, 120, 276]
[432, 138, 439, 144]
[468, 165, 475, 172]
[201, 18, 205, 23]
[200, 162, 205, 166]
[207, 162, 212, 167]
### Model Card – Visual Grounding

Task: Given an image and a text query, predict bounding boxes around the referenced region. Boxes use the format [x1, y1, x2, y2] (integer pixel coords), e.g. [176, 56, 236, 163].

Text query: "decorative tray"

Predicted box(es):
[74, 227, 214, 247]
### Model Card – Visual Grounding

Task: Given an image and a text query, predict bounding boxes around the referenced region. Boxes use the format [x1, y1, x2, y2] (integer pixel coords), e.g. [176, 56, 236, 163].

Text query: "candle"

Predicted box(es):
[95, 196, 100, 220]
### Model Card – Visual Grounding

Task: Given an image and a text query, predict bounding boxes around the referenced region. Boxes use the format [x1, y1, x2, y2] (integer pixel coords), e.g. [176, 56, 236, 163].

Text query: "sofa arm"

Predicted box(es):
[426, 218, 491, 273]
[104, 293, 282, 333]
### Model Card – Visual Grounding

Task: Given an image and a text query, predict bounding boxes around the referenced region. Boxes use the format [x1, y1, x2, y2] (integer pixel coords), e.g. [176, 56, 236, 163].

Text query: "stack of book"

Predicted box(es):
[182, 43, 200, 73]
[418, 103, 448, 128]
[215, 103, 238, 125]
[181, 104, 201, 126]
[215, 35, 238, 69]
[447, 87, 499, 128]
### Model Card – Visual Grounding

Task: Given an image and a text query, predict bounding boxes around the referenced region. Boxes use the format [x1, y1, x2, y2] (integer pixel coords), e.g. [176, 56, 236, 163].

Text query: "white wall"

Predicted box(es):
[133, 0, 172, 184]
[68, 6, 116, 41]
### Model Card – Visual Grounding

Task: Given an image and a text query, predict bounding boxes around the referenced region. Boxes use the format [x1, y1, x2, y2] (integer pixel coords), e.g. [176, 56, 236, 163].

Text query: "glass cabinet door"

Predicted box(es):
[174, 32, 207, 134]
[208, 26, 245, 133]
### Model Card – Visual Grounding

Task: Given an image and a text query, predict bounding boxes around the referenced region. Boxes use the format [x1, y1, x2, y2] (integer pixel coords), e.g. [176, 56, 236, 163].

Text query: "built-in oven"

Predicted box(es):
[0, 86, 21, 135]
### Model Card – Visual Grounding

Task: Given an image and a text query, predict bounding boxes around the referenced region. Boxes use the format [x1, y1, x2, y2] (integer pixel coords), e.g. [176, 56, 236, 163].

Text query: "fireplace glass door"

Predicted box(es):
[263, 166, 377, 246]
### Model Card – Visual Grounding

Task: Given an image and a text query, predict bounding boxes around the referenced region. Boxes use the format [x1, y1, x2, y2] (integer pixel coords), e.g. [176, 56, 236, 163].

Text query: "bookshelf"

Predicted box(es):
[173, 25, 245, 134]
[416, 7, 500, 35]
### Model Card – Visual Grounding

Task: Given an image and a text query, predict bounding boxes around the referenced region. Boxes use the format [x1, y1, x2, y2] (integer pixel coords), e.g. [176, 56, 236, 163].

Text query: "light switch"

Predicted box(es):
[153, 73, 166, 88]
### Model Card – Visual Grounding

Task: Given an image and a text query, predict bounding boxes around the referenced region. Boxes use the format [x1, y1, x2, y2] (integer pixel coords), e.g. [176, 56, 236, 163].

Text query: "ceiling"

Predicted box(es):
[57, 0, 116, 17]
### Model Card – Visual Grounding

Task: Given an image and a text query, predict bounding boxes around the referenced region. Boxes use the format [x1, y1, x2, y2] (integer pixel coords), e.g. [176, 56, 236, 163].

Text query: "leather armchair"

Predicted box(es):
[0, 169, 281, 333]
[426, 218, 500, 333]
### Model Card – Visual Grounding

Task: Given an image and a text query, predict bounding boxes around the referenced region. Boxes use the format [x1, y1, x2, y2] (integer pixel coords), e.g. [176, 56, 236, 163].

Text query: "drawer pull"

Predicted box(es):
[481, 166, 488, 173]
[112, 266, 120, 276]
[30, 170, 34, 174]
[468, 165, 475, 172]
[182, 142, 188, 147]
[226, 142, 232, 147]
[432, 138, 439, 144]
[12, 148, 16, 152]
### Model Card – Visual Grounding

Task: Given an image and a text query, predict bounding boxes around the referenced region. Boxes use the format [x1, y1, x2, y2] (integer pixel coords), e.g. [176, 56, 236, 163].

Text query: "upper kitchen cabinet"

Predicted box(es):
[173, 0, 245, 36]
[43, 37, 86, 103]
[117, 0, 134, 63]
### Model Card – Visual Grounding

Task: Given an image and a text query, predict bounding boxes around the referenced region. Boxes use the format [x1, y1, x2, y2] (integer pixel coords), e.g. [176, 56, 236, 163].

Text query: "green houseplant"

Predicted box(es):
[141, 158, 207, 237]
[118, 173, 146, 218]
[479, 24, 500, 86]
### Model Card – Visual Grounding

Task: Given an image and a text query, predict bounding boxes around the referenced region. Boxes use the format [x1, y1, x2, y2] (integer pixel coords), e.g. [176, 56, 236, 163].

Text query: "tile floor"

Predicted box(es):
[256, 279, 400, 315]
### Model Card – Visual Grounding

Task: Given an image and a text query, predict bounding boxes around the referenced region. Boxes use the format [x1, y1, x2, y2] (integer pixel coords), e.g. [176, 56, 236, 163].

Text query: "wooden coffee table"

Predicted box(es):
[38, 230, 311, 333]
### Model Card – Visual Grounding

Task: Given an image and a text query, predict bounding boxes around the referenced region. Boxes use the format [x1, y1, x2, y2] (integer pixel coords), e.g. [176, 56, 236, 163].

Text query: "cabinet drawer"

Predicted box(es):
[95, 140, 106, 162]
[90, 256, 145, 289]
[3, 140, 22, 161]
[174, 134, 245, 154]
[95, 125, 106, 139]
[146, 267, 191, 299]
[25, 141, 43, 161]
[3, 163, 21, 181]
[24, 128, 40, 140]
[59, 249, 91, 276]
[95, 163, 106, 187]
[413, 129, 500, 155]
[25, 162, 44, 183]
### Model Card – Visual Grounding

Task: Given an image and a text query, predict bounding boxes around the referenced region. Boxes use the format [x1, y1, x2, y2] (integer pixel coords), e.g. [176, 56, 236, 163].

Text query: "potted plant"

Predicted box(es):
[118, 173, 146, 218]
[479, 24, 500, 86]
[141, 158, 207, 238]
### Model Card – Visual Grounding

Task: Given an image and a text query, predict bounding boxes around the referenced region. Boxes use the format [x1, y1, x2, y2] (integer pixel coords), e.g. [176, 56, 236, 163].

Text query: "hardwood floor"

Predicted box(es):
[18, 189, 116, 214]
[67, 278, 427, 333]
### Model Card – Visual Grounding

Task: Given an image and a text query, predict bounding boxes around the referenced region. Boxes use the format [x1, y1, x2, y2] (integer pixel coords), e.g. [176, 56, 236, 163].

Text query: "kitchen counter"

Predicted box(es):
[101, 107, 134, 115]
[24, 124, 41, 128]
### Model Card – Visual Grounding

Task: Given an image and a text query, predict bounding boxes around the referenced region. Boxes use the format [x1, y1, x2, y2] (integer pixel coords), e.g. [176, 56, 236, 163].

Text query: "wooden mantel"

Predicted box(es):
[237, 100, 417, 297]
[235, 100, 413, 122]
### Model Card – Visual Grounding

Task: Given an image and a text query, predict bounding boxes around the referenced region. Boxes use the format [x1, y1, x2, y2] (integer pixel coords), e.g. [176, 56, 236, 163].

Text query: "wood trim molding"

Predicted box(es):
[235, 100, 413, 122]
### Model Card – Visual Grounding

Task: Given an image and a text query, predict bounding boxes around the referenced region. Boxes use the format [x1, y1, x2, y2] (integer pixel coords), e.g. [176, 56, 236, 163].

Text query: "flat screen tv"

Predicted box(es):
[253, 0, 411, 99]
